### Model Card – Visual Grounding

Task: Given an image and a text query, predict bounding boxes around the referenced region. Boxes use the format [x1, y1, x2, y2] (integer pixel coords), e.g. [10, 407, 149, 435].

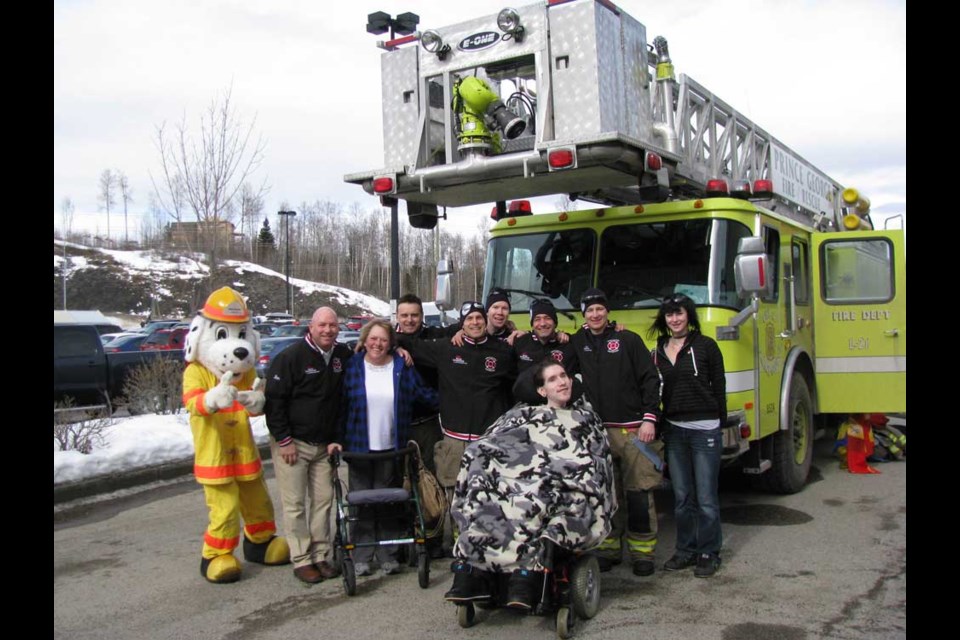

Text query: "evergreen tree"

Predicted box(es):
[257, 218, 276, 245]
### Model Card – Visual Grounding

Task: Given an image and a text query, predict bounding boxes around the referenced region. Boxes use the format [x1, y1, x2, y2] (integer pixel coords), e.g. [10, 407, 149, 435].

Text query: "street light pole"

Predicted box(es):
[62, 240, 68, 310]
[278, 210, 297, 315]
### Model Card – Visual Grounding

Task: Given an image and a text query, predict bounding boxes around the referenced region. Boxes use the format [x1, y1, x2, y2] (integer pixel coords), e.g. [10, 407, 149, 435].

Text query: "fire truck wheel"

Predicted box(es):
[757, 375, 813, 494]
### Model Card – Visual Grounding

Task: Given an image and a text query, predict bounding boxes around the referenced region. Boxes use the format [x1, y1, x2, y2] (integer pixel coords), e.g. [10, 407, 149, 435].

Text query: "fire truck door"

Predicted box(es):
[811, 230, 906, 413]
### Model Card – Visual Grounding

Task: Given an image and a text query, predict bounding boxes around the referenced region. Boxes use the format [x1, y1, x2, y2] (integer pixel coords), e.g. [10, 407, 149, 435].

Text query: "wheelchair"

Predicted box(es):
[330, 444, 431, 595]
[453, 540, 602, 639]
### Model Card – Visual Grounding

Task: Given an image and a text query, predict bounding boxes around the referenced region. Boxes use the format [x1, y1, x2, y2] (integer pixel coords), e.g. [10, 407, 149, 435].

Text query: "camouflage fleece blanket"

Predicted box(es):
[451, 397, 616, 572]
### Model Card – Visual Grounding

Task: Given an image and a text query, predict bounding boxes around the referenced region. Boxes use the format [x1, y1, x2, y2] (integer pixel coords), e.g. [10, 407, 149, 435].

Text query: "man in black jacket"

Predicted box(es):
[264, 306, 353, 584]
[571, 288, 663, 577]
[398, 301, 517, 490]
[513, 299, 578, 376]
[395, 293, 458, 558]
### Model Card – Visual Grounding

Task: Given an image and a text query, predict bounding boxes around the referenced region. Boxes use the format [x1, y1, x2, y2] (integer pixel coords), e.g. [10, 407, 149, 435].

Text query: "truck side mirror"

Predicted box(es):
[734, 236, 770, 297]
[435, 258, 454, 310]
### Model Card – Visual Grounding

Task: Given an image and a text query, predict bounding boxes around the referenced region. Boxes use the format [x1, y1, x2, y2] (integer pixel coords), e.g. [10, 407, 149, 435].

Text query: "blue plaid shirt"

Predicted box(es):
[339, 352, 439, 452]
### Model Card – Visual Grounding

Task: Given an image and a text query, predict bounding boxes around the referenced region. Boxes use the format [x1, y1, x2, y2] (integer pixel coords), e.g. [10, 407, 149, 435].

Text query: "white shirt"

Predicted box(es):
[364, 359, 396, 451]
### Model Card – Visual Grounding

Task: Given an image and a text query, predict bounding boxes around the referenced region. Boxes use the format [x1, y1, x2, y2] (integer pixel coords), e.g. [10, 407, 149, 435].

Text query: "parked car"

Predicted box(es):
[140, 327, 188, 351]
[101, 331, 142, 346]
[255, 337, 303, 377]
[138, 320, 182, 336]
[54, 324, 183, 409]
[254, 322, 279, 337]
[272, 324, 309, 338]
[336, 329, 360, 351]
[263, 312, 297, 325]
[345, 315, 374, 331]
[103, 333, 148, 353]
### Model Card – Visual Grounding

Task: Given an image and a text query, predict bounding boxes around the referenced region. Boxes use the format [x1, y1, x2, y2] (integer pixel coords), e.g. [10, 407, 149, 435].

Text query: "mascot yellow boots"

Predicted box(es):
[183, 287, 291, 583]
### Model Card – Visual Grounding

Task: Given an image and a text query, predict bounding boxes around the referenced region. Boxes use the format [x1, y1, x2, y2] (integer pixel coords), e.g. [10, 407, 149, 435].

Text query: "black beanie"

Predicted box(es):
[529, 299, 558, 326]
[580, 288, 609, 314]
[485, 288, 511, 311]
[459, 301, 487, 328]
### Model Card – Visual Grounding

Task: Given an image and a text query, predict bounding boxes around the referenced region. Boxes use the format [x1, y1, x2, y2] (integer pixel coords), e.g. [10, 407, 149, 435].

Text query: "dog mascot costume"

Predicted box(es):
[183, 287, 290, 583]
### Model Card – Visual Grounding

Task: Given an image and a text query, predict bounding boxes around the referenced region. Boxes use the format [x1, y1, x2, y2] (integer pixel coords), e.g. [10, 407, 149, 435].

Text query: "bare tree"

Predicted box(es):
[117, 170, 133, 245]
[60, 197, 75, 240]
[239, 182, 266, 260]
[153, 85, 266, 274]
[98, 169, 117, 242]
[59, 197, 76, 309]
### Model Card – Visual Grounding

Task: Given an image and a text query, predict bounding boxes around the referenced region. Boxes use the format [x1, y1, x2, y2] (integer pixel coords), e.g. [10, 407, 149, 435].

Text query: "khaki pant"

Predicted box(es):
[597, 428, 664, 562]
[433, 435, 469, 488]
[434, 435, 470, 553]
[270, 437, 334, 569]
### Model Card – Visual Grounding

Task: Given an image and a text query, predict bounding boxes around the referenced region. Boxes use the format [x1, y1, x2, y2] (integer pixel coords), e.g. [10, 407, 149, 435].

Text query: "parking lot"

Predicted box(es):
[54, 440, 905, 640]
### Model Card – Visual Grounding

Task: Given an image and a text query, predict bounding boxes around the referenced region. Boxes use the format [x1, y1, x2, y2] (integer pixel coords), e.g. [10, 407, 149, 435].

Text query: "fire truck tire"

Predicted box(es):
[757, 375, 813, 494]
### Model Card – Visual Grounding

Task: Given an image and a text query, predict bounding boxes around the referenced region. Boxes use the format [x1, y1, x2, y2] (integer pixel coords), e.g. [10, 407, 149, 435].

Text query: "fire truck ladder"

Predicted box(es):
[649, 37, 845, 230]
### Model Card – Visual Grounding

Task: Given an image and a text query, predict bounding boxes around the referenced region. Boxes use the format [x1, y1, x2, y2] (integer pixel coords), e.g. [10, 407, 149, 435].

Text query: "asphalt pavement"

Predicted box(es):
[54, 439, 907, 639]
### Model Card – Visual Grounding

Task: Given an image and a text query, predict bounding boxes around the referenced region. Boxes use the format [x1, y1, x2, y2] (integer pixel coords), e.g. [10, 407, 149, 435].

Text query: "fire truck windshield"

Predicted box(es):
[483, 218, 751, 313]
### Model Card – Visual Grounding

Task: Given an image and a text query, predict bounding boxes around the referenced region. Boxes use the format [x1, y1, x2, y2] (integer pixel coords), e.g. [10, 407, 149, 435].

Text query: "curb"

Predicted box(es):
[53, 444, 274, 505]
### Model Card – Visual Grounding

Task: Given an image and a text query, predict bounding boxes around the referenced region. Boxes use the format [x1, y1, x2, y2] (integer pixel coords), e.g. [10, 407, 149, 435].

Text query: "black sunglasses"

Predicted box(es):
[662, 294, 691, 304]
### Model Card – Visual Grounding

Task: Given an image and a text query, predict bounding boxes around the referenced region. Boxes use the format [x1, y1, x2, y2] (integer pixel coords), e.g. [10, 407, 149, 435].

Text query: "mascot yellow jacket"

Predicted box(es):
[183, 358, 263, 484]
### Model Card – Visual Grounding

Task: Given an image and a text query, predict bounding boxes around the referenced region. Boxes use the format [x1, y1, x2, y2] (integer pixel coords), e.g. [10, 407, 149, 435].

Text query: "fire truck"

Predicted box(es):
[346, 0, 906, 493]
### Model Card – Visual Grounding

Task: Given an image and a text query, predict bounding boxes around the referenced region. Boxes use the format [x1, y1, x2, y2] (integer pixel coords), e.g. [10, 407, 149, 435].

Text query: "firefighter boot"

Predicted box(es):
[200, 554, 242, 584]
[243, 534, 291, 565]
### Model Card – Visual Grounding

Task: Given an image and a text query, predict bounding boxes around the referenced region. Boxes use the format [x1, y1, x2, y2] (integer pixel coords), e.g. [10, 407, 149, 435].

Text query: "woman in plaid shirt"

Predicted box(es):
[329, 319, 438, 577]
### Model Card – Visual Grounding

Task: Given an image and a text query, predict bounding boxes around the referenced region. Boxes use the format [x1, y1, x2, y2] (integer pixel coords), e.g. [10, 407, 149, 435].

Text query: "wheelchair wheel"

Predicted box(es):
[341, 558, 357, 596]
[417, 549, 430, 588]
[556, 606, 575, 639]
[571, 555, 601, 619]
[457, 603, 476, 628]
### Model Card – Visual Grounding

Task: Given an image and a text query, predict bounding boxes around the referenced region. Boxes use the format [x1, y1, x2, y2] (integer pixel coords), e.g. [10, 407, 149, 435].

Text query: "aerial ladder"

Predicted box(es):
[345, 0, 875, 233]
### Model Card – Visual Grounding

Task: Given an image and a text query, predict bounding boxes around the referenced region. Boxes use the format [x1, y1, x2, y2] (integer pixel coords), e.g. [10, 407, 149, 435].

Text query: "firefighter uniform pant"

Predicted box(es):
[597, 428, 664, 562]
[434, 435, 470, 489]
[434, 435, 471, 552]
[270, 438, 335, 569]
[201, 477, 278, 560]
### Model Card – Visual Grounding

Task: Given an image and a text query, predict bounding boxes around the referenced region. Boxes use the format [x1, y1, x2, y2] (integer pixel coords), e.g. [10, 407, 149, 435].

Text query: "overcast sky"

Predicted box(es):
[54, 0, 906, 239]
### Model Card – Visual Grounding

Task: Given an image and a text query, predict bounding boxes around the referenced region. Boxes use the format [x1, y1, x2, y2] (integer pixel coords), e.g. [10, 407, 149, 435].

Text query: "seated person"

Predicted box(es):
[444, 359, 616, 610]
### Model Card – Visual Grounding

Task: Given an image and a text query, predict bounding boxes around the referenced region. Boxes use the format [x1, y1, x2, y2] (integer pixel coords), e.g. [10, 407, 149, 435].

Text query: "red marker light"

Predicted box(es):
[646, 152, 662, 171]
[753, 179, 774, 197]
[548, 149, 575, 168]
[508, 200, 532, 214]
[373, 177, 394, 193]
[705, 179, 729, 196]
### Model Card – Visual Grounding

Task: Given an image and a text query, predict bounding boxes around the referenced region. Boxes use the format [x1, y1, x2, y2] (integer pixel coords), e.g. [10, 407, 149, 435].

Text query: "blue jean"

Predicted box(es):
[664, 425, 722, 556]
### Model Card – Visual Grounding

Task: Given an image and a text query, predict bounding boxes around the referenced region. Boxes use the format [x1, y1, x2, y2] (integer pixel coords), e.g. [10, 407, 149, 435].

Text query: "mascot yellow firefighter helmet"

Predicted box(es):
[201, 287, 250, 324]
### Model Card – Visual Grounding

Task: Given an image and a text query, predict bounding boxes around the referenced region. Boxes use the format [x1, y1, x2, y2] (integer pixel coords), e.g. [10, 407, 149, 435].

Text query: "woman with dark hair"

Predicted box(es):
[649, 294, 726, 578]
[444, 359, 615, 610]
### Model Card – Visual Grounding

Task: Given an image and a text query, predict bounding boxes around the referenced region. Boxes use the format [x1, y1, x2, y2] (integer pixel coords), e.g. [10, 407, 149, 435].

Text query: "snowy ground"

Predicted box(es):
[54, 411, 267, 485]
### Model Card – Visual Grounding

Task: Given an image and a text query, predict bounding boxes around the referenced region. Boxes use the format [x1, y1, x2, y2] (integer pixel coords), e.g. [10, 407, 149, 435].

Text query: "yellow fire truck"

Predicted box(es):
[346, 0, 906, 493]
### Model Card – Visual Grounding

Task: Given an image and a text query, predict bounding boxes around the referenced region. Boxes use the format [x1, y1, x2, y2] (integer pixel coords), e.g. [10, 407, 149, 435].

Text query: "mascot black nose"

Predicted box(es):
[233, 347, 249, 360]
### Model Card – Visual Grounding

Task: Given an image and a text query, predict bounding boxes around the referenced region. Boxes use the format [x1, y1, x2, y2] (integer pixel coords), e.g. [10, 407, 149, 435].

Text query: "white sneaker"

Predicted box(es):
[354, 562, 372, 576]
[381, 561, 401, 575]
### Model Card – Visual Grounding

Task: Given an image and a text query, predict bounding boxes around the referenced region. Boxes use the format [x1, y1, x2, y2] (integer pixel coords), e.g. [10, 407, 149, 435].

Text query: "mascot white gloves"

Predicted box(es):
[203, 371, 240, 413]
[182, 287, 290, 583]
[237, 377, 266, 415]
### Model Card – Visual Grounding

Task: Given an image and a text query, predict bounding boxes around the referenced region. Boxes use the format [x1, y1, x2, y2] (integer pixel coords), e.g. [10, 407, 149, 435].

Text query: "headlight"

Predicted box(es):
[497, 8, 521, 34]
[421, 29, 444, 53]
